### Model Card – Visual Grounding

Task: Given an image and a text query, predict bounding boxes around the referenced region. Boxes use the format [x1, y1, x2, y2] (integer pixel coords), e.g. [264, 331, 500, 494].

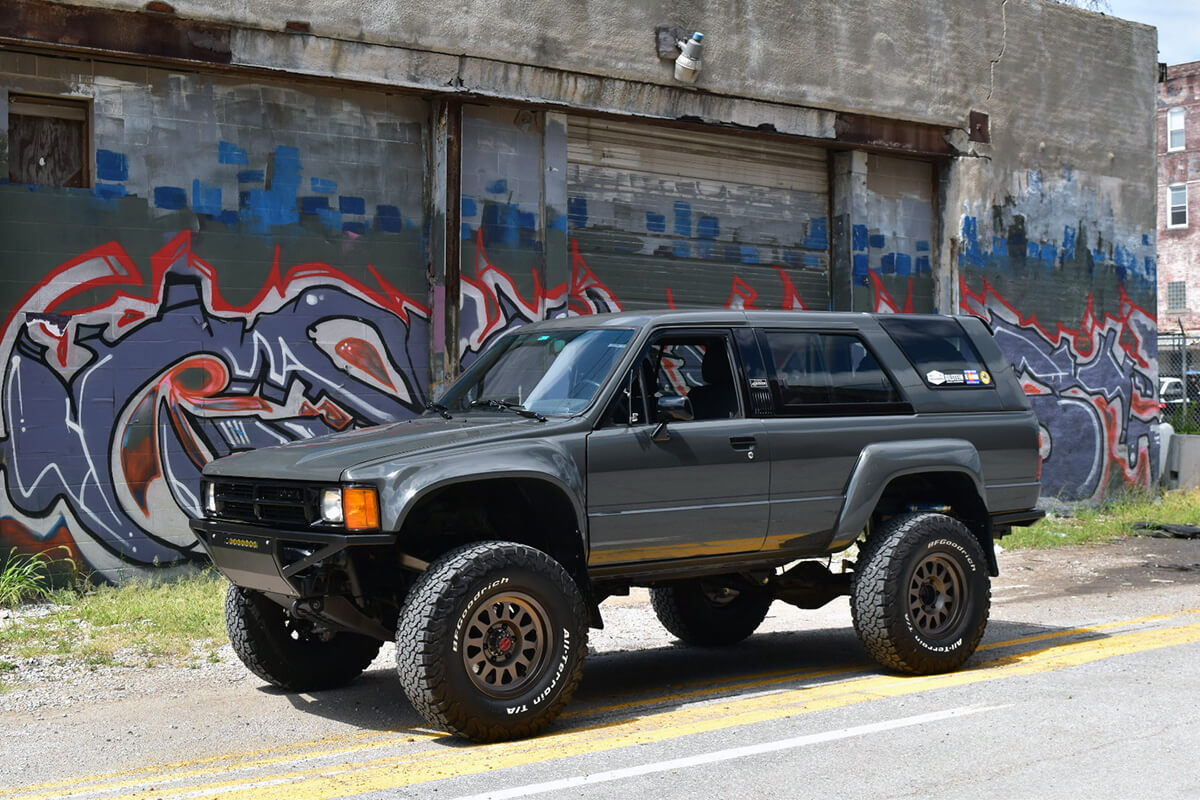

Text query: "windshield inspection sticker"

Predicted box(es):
[926, 370, 946, 385]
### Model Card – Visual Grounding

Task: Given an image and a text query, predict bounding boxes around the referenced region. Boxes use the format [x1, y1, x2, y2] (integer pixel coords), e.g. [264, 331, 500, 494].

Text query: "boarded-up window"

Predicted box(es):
[7, 95, 89, 188]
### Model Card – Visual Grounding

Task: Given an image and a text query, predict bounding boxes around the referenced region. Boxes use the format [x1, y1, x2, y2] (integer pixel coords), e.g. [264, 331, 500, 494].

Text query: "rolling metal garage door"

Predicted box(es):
[566, 116, 831, 312]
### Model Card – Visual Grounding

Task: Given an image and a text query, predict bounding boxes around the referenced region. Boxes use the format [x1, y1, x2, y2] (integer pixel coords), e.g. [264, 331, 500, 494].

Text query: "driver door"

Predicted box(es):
[585, 329, 770, 566]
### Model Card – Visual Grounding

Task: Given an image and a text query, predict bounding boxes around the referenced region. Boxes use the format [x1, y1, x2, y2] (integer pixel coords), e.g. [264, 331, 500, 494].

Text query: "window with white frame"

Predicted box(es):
[1169, 184, 1188, 228]
[1168, 281, 1187, 312]
[1168, 107, 1185, 152]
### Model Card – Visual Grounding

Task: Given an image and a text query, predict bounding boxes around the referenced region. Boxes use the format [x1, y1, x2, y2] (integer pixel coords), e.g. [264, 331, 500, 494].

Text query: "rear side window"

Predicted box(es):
[759, 330, 904, 415]
[879, 316, 993, 388]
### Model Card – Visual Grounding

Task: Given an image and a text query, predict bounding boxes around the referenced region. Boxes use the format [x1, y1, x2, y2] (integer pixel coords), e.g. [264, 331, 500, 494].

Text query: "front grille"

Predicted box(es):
[210, 479, 320, 526]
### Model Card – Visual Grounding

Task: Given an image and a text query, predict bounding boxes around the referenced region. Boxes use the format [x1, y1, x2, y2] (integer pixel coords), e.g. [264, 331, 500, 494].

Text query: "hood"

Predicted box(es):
[203, 414, 545, 482]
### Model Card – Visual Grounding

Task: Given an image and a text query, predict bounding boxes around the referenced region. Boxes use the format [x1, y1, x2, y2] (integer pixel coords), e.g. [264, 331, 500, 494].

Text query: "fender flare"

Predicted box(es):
[828, 438, 988, 552]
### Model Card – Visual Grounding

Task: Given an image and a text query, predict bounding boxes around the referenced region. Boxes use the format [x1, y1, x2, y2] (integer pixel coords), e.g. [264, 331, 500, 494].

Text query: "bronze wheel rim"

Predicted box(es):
[461, 591, 551, 698]
[907, 553, 967, 638]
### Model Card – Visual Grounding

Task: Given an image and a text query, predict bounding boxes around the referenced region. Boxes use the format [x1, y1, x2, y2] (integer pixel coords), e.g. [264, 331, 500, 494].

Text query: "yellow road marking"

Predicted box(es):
[79, 617, 1200, 800]
[5, 608, 1198, 800]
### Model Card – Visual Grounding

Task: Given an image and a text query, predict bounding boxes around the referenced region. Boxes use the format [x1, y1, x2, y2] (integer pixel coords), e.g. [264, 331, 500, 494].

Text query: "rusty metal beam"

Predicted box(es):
[834, 112, 956, 158]
[0, 0, 232, 65]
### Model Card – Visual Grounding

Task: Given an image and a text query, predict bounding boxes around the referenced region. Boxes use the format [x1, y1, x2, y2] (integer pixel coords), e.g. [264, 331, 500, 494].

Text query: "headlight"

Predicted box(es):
[203, 482, 217, 516]
[320, 488, 344, 523]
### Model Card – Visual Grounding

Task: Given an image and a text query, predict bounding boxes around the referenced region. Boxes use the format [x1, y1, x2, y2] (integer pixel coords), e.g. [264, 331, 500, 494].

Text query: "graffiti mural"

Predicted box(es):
[956, 168, 1159, 502]
[0, 232, 430, 577]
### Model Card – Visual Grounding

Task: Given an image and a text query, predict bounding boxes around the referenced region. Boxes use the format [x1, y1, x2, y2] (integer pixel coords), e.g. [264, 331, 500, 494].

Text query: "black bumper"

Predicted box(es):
[190, 518, 396, 597]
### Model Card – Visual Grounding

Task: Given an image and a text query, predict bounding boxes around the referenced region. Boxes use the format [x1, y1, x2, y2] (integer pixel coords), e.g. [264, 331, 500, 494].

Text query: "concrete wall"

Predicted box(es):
[0, 52, 432, 578]
[0, 0, 1160, 578]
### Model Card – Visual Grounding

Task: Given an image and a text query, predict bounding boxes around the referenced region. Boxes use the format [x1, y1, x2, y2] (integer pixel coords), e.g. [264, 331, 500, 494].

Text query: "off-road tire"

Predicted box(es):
[225, 585, 383, 691]
[851, 512, 990, 675]
[650, 578, 773, 646]
[396, 542, 588, 742]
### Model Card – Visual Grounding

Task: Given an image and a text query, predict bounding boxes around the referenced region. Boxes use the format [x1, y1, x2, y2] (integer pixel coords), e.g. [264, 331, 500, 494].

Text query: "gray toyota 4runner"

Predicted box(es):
[191, 310, 1043, 741]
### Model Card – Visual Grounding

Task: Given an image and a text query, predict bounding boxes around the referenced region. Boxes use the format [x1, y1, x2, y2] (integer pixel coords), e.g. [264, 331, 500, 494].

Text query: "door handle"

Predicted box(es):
[729, 436, 756, 451]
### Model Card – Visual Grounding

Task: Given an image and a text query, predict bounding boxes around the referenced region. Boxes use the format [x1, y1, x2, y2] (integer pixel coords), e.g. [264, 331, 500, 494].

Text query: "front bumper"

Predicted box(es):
[190, 518, 396, 597]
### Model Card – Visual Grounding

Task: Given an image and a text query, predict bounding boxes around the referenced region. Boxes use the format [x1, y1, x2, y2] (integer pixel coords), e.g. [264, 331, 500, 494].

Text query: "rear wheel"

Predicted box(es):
[396, 542, 588, 742]
[851, 512, 990, 674]
[225, 586, 383, 691]
[650, 578, 773, 646]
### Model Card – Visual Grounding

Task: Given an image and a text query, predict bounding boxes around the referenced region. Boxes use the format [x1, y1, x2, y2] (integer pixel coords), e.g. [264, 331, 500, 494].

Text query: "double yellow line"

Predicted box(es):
[5, 610, 1199, 800]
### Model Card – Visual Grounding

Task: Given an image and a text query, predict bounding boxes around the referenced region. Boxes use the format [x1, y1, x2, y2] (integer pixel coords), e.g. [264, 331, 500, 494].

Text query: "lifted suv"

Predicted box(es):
[192, 310, 1043, 741]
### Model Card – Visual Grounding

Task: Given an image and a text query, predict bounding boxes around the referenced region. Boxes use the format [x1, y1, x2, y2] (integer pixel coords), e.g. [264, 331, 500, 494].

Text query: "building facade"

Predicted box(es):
[1158, 60, 1200, 334]
[0, 0, 1159, 580]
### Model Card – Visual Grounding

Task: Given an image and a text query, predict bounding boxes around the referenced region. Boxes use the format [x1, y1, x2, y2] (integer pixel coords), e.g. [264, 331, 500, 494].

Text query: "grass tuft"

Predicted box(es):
[1003, 487, 1200, 549]
[0, 548, 76, 608]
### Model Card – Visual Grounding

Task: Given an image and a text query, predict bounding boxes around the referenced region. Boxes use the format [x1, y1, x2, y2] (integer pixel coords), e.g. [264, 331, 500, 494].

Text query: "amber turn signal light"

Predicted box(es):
[343, 487, 380, 530]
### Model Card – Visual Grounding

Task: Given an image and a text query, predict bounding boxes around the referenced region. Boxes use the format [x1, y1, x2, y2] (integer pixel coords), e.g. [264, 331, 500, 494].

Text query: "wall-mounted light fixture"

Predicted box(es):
[673, 32, 704, 83]
[656, 26, 706, 84]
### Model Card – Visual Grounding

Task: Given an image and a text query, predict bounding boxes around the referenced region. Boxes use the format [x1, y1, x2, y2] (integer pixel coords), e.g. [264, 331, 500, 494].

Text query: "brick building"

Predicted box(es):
[1158, 60, 1200, 334]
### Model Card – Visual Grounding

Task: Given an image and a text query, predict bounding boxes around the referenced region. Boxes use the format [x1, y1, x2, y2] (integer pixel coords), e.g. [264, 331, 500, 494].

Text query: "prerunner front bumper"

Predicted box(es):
[190, 518, 396, 597]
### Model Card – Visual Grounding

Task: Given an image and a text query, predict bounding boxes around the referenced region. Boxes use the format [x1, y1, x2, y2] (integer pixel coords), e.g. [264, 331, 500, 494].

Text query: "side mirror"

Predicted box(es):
[656, 395, 694, 423]
[652, 395, 693, 442]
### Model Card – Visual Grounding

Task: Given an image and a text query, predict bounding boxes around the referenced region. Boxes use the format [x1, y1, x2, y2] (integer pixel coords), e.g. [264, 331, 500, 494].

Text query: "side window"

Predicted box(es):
[760, 330, 902, 414]
[879, 316, 994, 388]
[604, 333, 741, 425]
[8, 95, 90, 188]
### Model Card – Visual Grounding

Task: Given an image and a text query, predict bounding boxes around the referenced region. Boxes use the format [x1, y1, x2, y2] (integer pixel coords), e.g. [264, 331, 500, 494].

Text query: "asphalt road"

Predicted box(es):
[2, 537, 1199, 800]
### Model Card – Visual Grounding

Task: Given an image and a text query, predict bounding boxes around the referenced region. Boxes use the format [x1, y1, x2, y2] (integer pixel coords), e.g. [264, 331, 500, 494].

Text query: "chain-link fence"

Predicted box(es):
[1158, 331, 1200, 433]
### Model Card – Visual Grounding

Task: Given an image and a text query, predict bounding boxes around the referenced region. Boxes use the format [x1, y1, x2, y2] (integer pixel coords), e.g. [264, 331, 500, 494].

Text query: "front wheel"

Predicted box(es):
[851, 512, 990, 675]
[396, 542, 588, 742]
[225, 586, 383, 691]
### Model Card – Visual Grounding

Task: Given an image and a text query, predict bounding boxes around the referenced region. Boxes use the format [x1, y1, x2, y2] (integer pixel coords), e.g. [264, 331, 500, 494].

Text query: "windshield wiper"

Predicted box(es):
[425, 400, 453, 420]
[468, 399, 547, 422]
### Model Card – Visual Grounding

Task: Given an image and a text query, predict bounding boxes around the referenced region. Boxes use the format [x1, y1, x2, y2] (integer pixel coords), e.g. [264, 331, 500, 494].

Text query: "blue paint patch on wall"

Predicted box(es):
[93, 183, 127, 199]
[317, 208, 342, 230]
[916, 256, 931, 273]
[547, 213, 567, 232]
[241, 146, 302, 232]
[218, 141, 249, 165]
[802, 217, 828, 250]
[697, 215, 719, 240]
[96, 150, 129, 182]
[192, 180, 222, 216]
[154, 186, 187, 210]
[311, 177, 337, 194]
[462, 197, 478, 217]
[803, 253, 822, 269]
[301, 196, 329, 214]
[1027, 242, 1040, 259]
[916, 240, 930, 252]
[237, 170, 265, 183]
[852, 224, 869, 252]
[674, 242, 691, 259]
[486, 179, 509, 194]
[992, 237, 1009, 256]
[219, 210, 239, 226]
[461, 222, 474, 240]
[869, 234, 886, 249]
[673, 201, 692, 238]
[1143, 234, 1151, 246]
[339, 196, 366, 215]
[895, 253, 912, 275]
[959, 217, 985, 268]
[482, 203, 538, 247]
[1063, 225, 1077, 258]
[880, 253, 896, 274]
[1039, 243, 1057, 265]
[853, 253, 870, 285]
[568, 196, 588, 228]
[739, 246, 759, 264]
[376, 205, 403, 233]
[645, 212, 666, 233]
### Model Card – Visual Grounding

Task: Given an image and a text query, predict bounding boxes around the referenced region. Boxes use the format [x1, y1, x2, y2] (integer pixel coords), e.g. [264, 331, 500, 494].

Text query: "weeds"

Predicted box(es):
[1003, 487, 1200, 549]
[0, 548, 75, 608]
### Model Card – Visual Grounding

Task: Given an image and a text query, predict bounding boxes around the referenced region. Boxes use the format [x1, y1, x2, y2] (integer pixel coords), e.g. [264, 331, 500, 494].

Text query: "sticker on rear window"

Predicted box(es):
[926, 370, 946, 385]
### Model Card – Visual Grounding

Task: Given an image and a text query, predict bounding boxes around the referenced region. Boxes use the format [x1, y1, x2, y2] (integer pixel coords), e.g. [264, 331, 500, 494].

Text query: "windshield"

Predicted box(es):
[440, 328, 634, 416]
